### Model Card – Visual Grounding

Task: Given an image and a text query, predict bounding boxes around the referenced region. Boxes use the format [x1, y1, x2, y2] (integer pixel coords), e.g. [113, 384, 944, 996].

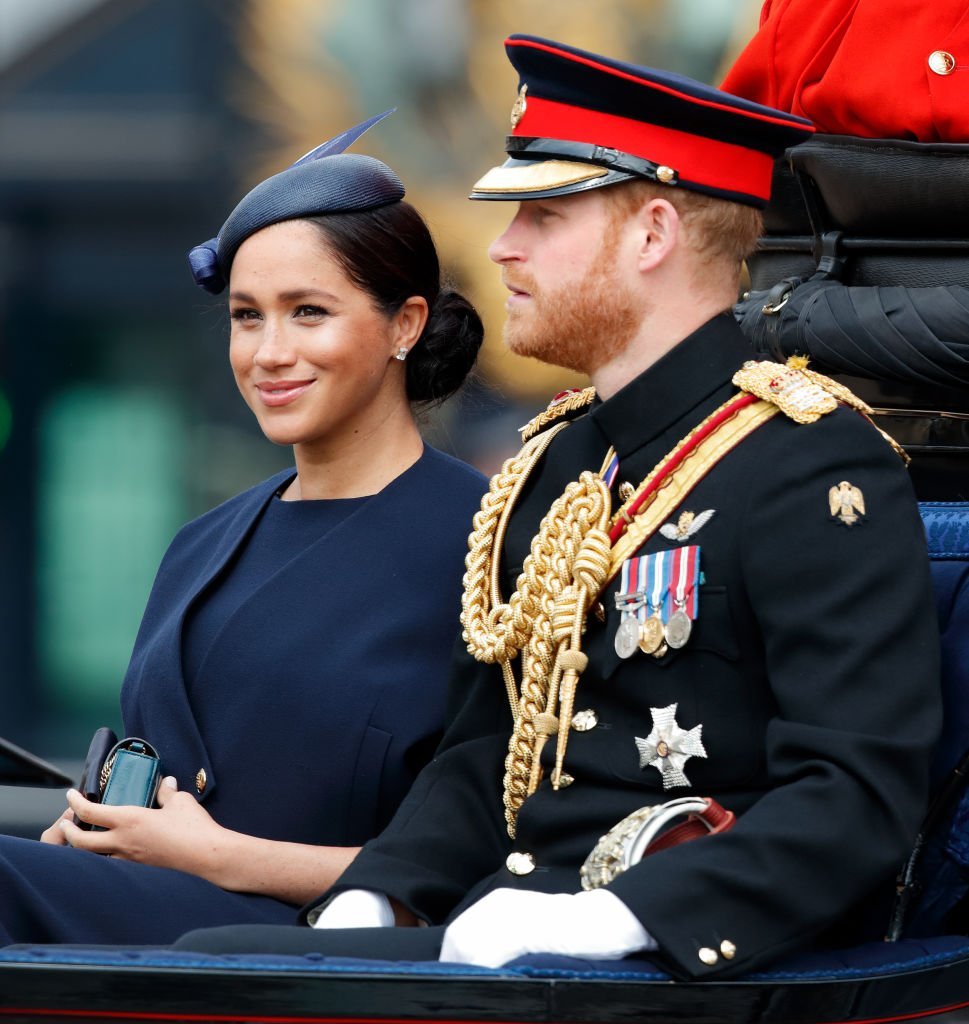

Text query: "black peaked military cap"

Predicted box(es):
[470, 35, 814, 208]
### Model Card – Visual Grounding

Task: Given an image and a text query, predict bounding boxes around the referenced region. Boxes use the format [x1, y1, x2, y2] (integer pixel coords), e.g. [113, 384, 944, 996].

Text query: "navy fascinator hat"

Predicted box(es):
[187, 110, 404, 294]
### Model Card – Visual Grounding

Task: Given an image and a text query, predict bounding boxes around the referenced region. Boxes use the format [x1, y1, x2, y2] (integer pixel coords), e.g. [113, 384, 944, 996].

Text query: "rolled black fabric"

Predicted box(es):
[735, 279, 969, 388]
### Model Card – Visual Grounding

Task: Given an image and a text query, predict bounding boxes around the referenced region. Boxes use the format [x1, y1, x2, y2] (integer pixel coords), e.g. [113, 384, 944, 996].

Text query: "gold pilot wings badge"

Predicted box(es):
[829, 480, 866, 526]
[659, 509, 716, 542]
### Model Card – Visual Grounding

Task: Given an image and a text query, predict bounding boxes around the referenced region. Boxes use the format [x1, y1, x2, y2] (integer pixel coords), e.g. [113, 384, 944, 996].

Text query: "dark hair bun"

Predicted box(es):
[406, 288, 483, 405]
[307, 202, 483, 405]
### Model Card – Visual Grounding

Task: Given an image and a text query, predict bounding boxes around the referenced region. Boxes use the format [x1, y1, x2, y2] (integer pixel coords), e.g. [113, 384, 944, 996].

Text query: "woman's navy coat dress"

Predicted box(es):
[0, 446, 484, 945]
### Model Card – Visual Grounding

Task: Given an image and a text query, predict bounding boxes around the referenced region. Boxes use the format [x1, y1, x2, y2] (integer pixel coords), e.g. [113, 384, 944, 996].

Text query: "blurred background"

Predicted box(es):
[0, 0, 761, 833]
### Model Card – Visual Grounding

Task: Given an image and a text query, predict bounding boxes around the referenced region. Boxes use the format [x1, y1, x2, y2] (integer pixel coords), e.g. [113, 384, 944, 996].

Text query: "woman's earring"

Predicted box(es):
[395, 347, 409, 361]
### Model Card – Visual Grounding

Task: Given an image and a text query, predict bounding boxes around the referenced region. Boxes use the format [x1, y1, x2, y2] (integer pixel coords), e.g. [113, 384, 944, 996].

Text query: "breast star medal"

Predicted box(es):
[829, 480, 865, 526]
[635, 703, 707, 789]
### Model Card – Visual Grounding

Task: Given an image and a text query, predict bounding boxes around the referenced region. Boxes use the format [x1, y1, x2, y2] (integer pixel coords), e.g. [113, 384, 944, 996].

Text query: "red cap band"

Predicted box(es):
[514, 95, 776, 203]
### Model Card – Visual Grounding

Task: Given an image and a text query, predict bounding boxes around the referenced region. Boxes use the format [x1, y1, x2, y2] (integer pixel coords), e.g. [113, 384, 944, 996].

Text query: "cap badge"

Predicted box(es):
[635, 703, 707, 789]
[510, 84, 528, 128]
[829, 480, 866, 526]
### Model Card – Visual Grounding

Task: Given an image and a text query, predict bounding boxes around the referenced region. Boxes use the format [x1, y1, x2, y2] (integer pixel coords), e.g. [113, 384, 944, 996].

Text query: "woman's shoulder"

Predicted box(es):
[408, 446, 487, 509]
[415, 445, 486, 490]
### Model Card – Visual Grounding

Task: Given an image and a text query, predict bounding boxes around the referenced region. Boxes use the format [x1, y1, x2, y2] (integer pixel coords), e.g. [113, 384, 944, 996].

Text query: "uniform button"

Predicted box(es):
[593, 601, 606, 622]
[720, 940, 737, 960]
[195, 769, 207, 794]
[505, 851, 536, 876]
[928, 50, 956, 75]
[698, 947, 719, 966]
[572, 709, 598, 732]
[656, 165, 676, 184]
[618, 481, 635, 502]
[556, 772, 574, 788]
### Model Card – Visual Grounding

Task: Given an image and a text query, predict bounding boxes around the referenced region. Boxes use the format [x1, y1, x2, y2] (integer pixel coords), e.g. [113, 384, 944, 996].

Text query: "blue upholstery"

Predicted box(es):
[903, 503, 969, 937]
[922, 503, 969, 785]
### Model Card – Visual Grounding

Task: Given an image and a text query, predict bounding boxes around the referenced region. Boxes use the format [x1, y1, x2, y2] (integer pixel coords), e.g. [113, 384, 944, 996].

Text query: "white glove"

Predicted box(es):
[310, 889, 395, 929]
[439, 887, 656, 968]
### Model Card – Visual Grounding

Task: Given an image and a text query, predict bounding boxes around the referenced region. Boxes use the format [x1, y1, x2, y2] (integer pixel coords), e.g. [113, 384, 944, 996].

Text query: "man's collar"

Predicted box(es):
[589, 313, 751, 458]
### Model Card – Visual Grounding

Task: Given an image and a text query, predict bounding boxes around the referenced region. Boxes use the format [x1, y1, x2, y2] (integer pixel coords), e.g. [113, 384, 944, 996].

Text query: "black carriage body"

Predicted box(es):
[1, 938, 969, 1024]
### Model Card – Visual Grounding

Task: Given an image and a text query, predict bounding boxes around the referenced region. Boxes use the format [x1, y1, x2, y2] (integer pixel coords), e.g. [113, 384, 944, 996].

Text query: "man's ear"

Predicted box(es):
[635, 197, 680, 273]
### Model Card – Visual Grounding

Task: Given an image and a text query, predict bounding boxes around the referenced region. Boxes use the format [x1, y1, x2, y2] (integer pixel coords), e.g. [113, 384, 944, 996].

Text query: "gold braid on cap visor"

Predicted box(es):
[471, 160, 608, 194]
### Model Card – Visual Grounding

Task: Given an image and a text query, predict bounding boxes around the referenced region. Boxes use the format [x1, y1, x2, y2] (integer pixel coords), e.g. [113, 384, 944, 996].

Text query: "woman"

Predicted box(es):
[0, 115, 486, 945]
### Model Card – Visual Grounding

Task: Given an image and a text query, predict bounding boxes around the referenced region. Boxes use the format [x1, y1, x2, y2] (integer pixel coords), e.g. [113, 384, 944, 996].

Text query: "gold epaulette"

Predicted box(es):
[520, 386, 596, 442]
[733, 357, 908, 462]
[732, 357, 872, 423]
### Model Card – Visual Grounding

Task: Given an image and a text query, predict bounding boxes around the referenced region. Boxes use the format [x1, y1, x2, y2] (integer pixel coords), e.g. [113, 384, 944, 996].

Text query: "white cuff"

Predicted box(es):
[310, 889, 395, 929]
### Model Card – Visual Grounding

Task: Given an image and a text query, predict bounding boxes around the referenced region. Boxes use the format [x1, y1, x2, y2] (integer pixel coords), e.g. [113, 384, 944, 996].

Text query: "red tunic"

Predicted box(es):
[721, 0, 969, 142]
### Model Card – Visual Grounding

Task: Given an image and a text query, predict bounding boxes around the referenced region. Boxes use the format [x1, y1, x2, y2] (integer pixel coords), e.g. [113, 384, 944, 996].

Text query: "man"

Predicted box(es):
[179, 35, 941, 980]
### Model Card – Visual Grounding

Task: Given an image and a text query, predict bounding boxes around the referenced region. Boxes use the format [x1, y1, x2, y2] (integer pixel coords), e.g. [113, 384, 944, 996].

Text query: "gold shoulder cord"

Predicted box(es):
[461, 421, 574, 720]
[461, 426, 615, 837]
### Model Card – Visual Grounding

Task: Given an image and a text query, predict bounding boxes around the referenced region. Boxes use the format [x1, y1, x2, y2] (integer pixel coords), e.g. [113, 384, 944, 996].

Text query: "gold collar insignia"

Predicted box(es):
[520, 386, 596, 442]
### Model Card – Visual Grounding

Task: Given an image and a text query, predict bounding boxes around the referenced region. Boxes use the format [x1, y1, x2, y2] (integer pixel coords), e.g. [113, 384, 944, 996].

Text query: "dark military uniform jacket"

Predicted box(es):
[326, 314, 941, 980]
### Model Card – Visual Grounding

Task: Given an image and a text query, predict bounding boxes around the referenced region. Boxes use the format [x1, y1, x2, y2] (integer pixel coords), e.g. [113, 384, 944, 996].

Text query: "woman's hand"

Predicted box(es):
[54, 779, 360, 904]
[59, 778, 229, 882]
[40, 806, 74, 845]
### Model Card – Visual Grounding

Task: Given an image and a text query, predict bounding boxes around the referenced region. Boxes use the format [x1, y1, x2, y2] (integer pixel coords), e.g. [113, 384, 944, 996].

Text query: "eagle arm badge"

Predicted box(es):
[829, 480, 865, 526]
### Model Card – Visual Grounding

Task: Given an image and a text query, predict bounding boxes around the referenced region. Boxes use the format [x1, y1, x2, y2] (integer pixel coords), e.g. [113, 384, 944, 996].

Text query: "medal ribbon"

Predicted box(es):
[616, 556, 648, 623]
[670, 545, 701, 619]
[649, 550, 669, 619]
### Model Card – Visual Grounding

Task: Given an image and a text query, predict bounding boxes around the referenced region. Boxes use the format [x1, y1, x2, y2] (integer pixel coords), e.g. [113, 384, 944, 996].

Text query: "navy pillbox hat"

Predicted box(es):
[470, 35, 815, 207]
[188, 110, 404, 294]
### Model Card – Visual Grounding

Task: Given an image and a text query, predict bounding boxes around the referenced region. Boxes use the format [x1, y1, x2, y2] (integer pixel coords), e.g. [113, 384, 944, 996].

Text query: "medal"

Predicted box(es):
[639, 551, 669, 655]
[664, 546, 702, 650]
[639, 614, 666, 654]
[614, 615, 641, 659]
[635, 703, 707, 789]
[665, 607, 692, 648]
[614, 556, 650, 658]
[615, 548, 693, 659]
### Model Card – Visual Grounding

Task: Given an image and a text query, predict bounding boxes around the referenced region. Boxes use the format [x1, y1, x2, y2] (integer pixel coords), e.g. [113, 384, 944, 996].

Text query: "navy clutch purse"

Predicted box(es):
[76, 729, 162, 832]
